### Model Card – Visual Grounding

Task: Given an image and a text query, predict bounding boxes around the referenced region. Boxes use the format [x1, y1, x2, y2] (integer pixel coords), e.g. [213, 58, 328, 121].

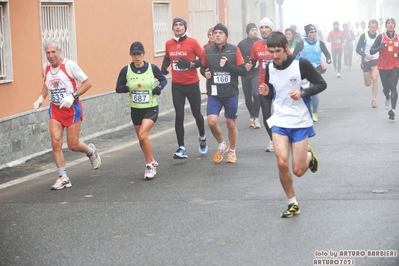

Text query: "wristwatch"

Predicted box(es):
[72, 92, 79, 99]
[301, 90, 306, 98]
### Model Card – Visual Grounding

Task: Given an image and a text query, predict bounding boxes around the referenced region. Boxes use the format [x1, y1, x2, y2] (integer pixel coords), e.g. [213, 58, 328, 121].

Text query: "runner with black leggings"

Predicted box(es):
[161, 17, 207, 159]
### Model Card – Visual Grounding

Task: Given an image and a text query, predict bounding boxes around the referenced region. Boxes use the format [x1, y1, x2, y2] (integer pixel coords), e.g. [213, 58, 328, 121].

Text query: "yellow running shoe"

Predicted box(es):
[281, 202, 300, 218]
[308, 145, 319, 173]
[312, 113, 318, 122]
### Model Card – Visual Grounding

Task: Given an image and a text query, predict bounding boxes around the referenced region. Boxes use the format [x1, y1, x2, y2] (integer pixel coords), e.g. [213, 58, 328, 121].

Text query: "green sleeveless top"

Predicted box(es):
[127, 63, 157, 108]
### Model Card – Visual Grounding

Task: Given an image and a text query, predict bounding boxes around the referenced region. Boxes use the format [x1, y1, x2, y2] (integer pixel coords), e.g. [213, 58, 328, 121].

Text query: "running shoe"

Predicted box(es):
[371, 99, 377, 108]
[213, 145, 229, 164]
[249, 118, 255, 128]
[281, 202, 300, 218]
[308, 145, 319, 173]
[253, 117, 261, 128]
[226, 150, 237, 163]
[312, 113, 318, 122]
[199, 138, 208, 155]
[51, 175, 72, 190]
[336, 73, 341, 78]
[388, 109, 395, 120]
[152, 160, 160, 170]
[87, 143, 101, 169]
[173, 147, 188, 159]
[265, 141, 274, 152]
[144, 165, 156, 179]
[385, 97, 391, 110]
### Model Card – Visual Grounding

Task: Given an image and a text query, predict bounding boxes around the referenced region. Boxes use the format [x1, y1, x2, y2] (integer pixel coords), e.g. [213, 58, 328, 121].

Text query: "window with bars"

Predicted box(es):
[0, 1, 13, 83]
[152, 2, 171, 57]
[40, 2, 76, 67]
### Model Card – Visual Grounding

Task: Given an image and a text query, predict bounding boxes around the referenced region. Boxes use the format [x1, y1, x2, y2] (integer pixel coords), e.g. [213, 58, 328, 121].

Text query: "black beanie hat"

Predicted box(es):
[173, 17, 187, 31]
[246, 23, 257, 34]
[213, 23, 228, 37]
[304, 24, 316, 35]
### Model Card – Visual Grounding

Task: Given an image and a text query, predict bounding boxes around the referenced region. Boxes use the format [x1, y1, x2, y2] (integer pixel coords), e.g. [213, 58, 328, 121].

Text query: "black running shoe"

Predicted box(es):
[281, 202, 300, 218]
[308, 145, 319, 173]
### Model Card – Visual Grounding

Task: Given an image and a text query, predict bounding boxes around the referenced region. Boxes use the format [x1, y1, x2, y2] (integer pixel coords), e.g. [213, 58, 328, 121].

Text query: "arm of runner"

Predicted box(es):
[221, 48, 246, 77]
[320, 41, 332, 63]
[291, 41, 304, 57]
[115, 66, 130, 93]
[161, 56, 170, 75]
[355, 33, 366, 57]
[152, 64, 167, 89]
[370, 34, 383, 55]
[33, 84, 48, 109]
[299, 57, 327, 97]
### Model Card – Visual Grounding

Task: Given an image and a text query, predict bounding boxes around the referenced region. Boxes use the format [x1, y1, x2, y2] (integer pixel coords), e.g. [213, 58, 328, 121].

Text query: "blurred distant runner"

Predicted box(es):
[292, 24, 331, 122]
[327, 21, 345, 78]
[356, 19, 380, 108]
[370, 18, 399, 120]
[238, 23, 261, 129]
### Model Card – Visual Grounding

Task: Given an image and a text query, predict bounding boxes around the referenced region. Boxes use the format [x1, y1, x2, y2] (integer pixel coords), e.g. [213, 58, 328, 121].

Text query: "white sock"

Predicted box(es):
[86, 146, 93, 156]
[218, 141, 226, 150]
[58, 167, 66, 177]
[288, 197, 297, 204]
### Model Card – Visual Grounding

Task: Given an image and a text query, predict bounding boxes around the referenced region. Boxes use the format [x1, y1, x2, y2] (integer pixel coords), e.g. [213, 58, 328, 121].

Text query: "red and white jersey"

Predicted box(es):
[378, 32, 399, 70]
[44, 58, 88, 106]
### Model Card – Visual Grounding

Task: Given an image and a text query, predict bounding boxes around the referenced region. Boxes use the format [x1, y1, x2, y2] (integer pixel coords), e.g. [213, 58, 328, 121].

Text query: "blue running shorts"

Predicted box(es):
[271, 126, 315, 143]
[207, 95, 239, 119]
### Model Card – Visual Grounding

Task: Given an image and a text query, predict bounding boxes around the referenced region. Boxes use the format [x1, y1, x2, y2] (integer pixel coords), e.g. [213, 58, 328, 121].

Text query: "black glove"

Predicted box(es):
[152, 86, 161, 95]
[379, 42, 386, 50]
[161, 68, 169, 75]
[176, 58, 191, 69]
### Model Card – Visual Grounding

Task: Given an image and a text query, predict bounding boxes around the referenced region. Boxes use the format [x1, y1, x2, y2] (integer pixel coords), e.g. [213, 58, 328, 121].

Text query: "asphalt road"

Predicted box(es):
[0, 62, 398, 266]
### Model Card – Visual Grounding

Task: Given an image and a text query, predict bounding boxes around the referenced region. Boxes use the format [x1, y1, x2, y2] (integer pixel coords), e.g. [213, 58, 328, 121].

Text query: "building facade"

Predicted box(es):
[0, 0, 277, 167]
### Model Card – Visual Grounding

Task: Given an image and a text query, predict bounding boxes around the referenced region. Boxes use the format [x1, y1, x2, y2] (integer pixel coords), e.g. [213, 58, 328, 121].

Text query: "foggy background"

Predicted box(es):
[279, 0, 360, 38]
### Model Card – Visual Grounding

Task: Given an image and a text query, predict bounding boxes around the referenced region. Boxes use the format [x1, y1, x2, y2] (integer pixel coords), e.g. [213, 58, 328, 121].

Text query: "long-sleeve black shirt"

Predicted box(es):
[264, 55, 327, 99]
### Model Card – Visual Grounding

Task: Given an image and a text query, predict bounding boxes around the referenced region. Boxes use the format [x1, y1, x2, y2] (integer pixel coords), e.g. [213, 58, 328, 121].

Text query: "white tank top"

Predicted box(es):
[364, 32, 379, 61]
[267, 59, 313, 129]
